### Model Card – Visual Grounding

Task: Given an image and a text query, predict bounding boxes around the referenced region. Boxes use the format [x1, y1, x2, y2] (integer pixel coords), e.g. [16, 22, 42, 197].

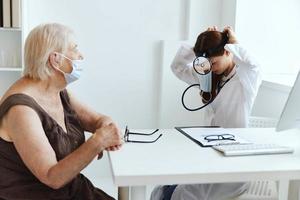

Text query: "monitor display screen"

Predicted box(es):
[276, 71, 300, 131]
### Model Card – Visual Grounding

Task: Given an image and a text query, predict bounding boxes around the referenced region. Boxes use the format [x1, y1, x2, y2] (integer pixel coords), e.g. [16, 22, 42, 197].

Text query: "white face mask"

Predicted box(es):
[56, 53, 84, 85]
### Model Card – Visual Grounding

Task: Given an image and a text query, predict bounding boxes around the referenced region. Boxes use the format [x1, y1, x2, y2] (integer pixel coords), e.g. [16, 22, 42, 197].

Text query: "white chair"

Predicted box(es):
[234, 180, 278, 200]
[248, 116, 278, 128]
[234, 116, 280, 200]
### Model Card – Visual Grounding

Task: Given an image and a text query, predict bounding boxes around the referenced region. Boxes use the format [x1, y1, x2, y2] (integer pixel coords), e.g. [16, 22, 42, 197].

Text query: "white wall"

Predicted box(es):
[188, 0, 222, 39]
[12, 0, 300, 129]
[220, 0, 236, 29]
[24, 0, 185, 129]
[235, 0, 300, 77]
[188, 0, 237, 39]
[0, 72, 21, 95]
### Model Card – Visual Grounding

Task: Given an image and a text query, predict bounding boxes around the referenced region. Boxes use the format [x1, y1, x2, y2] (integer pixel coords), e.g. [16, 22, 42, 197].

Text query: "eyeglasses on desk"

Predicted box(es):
[124, 126, 162, 143]
[204, 134, 235, 143]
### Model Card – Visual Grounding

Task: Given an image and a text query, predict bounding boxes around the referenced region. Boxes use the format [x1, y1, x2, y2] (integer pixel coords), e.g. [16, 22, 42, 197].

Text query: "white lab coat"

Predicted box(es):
[171, 43, 261, 128]
[150, 43, 261, 200]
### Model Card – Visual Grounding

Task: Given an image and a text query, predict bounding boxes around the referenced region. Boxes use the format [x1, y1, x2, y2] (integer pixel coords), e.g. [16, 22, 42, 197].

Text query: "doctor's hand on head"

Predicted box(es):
[223, 26, 238, 44]
[205, 26, 238, 44]
[207, 26, 218, 31]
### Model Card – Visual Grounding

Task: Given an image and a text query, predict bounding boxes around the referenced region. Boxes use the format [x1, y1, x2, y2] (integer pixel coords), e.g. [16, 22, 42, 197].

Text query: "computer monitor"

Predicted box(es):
[276, 71, 300, 131]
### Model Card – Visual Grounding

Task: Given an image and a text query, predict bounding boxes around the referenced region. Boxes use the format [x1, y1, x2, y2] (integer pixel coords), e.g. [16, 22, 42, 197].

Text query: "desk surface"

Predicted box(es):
[108, 128, 300, 187]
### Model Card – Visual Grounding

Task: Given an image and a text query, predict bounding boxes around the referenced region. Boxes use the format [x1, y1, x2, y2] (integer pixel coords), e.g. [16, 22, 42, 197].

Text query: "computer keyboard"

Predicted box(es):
[213, 143, 294, 156]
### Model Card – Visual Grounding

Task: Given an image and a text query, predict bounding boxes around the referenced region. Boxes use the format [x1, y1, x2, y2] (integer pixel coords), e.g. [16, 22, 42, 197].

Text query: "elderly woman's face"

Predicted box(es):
[61, 42, 83, 73]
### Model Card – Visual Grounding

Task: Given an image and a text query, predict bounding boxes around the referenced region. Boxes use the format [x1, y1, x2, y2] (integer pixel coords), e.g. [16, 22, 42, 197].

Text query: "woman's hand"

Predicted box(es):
[96, 144, 122, 160]
[93, 123, 123, 152]
[94, 117, 123, 159]
[105, 144, 122, 151]
[97, 117, 123, 151]
[97, 115, 114, 127]
[223, 26, 238, 44]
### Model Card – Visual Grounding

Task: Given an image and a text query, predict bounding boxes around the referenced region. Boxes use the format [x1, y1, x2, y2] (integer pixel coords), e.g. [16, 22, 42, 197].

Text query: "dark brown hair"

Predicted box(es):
[193, 31, 228, 58]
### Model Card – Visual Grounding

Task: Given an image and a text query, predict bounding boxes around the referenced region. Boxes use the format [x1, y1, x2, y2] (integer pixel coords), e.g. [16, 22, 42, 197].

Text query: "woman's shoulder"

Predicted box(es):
[0, 77, 41, 104]
[0, 79, 46, 119]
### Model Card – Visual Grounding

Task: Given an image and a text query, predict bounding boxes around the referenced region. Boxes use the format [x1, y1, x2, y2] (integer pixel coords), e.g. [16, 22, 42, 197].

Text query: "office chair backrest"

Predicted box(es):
[248, 116, 278, 128]
[234, 180, 278, 200]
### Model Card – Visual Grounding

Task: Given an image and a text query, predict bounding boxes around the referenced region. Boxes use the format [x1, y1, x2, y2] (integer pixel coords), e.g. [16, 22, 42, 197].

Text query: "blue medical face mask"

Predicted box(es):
[56, 53, 84, 85]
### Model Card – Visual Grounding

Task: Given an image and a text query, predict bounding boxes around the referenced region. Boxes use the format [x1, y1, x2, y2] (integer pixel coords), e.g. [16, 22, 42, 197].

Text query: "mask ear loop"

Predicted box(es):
[48, 52, 65, 76]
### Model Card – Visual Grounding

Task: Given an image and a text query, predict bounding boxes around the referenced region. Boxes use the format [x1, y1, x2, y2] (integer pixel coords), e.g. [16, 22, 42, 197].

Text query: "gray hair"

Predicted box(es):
[23, 23, 74, 80]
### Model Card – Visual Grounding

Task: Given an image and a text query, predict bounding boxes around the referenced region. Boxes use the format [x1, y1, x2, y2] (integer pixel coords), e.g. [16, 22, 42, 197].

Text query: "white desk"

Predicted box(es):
[108, 128, 300, 200]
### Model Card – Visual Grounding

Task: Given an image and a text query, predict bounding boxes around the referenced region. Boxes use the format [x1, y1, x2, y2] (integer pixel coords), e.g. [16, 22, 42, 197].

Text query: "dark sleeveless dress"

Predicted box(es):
[0, 90, 115, 200]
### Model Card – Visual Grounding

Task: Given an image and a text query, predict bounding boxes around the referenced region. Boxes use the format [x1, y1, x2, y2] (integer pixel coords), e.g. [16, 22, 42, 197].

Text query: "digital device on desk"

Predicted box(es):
[213, 143, 294, 156]
[276, 70, 300, 131]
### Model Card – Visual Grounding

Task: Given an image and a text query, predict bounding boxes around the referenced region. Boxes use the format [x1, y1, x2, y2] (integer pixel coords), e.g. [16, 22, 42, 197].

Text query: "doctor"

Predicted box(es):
[151, 26, 261, 200]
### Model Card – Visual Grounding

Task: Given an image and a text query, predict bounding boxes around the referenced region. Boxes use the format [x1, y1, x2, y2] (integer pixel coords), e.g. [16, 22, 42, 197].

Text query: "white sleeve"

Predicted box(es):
[225, 44, 262, 100]
[170, 44, 199, 85]
[224, 44, 259, 68]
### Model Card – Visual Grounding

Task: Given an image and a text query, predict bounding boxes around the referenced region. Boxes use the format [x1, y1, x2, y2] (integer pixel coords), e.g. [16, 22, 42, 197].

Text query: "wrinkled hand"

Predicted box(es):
[223, 26, 238, 44]
[94, 123, 123, 152]
[97, 143, 122, 160]
[105, 144, 123, 151]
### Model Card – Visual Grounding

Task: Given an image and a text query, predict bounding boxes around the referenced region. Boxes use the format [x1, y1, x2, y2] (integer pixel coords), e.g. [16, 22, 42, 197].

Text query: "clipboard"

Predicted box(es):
[175, 126, 250, 147]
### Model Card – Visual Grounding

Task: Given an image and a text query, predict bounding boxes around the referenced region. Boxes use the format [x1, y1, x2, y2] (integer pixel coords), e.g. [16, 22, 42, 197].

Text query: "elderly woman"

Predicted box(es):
[0, 23, 122, 199]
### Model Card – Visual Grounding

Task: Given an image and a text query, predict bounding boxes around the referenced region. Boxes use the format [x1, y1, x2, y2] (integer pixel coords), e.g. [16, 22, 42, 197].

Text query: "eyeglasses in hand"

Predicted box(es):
[204, 134, 235, 143]
[124, 126, 162, 143]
